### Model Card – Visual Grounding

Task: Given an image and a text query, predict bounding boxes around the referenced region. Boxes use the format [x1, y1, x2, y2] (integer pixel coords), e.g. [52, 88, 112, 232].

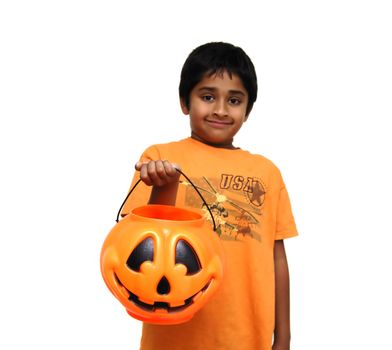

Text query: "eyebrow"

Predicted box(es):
[197, 87, 246, 96]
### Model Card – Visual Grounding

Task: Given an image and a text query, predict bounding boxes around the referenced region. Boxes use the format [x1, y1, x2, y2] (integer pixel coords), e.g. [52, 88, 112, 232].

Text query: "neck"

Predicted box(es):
[190, 133, 238, 150]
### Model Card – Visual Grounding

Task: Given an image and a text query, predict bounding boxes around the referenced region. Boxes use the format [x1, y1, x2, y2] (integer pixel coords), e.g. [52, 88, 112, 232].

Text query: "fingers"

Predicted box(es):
[135, 160, 180, 187]
[134, 161, 144, 171]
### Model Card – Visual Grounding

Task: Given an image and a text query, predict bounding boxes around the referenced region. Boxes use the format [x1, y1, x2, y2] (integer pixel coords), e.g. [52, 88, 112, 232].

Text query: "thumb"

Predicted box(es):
[172, 163, 181, 171]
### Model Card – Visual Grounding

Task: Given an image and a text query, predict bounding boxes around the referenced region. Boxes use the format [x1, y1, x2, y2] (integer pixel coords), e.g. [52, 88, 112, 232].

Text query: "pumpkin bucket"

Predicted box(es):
[100, 170, 225, 325]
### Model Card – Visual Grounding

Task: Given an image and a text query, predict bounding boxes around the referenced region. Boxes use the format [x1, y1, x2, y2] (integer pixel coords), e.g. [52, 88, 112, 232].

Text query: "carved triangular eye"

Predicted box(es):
[175, 239, 201, 275]
[126, 237, 154, 271]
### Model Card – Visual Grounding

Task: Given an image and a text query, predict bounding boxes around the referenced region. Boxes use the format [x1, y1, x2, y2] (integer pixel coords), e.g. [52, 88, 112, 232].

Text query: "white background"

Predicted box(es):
[1, 1, 391, 349]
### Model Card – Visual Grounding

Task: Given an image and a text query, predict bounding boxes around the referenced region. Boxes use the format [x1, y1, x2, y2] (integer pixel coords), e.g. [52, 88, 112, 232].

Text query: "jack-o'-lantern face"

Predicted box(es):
[101, 205, 224, 325]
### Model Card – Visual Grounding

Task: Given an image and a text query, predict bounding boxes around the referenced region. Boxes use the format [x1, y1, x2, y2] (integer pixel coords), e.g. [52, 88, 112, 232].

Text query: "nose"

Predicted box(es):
[213, 99, 228, 118]
[157, 276, 171, 295]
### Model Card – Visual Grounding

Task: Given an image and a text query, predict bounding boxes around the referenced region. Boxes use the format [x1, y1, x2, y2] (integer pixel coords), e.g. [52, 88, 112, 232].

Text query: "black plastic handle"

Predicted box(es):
[116, 168, 217, 232]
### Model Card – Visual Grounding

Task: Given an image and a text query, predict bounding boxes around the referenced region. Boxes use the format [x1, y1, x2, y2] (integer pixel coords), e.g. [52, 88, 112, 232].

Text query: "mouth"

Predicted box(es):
[206, 119, 232, 127]
[114, 273, 211, 312]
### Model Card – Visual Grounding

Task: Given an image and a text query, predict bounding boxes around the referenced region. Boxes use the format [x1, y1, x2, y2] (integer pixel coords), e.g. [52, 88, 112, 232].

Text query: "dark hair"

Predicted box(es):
[179, 42, 258, 116]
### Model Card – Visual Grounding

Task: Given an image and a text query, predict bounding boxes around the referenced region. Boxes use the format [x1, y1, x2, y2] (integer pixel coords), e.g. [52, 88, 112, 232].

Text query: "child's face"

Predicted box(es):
[181, 70, 249, 149]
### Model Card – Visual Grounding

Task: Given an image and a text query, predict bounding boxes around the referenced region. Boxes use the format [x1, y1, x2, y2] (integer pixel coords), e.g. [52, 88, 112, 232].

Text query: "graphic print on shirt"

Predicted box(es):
[182, 174, 266, 242]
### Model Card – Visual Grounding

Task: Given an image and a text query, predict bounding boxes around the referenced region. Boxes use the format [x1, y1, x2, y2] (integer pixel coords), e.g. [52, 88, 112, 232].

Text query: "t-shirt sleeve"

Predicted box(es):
[120, 145, 161, 217]
[275, 181, 298, 240]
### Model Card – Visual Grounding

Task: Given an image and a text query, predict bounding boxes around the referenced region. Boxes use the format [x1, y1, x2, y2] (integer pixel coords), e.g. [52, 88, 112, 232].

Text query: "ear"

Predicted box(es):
[180, 98, 190, 115]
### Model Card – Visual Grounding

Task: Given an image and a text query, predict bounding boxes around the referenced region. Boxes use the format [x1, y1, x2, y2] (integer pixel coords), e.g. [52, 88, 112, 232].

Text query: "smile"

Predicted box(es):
[114, 273, 211, 312]
[205, 120, 233, 130]
[206, 119, 232, 126]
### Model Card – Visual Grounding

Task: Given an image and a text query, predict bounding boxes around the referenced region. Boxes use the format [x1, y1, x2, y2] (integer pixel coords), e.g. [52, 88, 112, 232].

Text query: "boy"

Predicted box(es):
[122, 42, 298, 350]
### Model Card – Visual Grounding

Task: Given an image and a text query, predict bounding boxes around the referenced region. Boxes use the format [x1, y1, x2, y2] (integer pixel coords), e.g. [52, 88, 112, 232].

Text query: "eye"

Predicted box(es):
[126, 237, 154, 271]
[202, 95, 214, 102]
[229, 97, 241, 105]
[175, 239, 201, 275]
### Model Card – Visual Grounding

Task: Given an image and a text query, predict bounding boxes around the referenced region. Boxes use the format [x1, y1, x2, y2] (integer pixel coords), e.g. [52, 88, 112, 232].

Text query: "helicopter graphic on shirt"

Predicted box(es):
[181, 175, 266, 241]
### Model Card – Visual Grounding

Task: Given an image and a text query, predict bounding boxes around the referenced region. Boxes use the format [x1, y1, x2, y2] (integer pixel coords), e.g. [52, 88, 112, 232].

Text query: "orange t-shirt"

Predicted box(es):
[121, 137, 298, 350]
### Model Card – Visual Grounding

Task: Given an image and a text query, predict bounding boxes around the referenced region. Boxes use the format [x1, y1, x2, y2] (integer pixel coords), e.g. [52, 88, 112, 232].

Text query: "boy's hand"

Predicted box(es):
[135, 160, 181, 187]
[135, 160, 181, 206]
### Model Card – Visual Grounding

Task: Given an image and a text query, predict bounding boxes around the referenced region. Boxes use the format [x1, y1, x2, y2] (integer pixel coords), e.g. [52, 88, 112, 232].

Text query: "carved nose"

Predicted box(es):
[157, 276, 171, 295]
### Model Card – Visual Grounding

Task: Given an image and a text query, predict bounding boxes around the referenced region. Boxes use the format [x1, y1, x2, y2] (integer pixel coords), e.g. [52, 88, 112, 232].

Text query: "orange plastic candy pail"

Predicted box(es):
[100, 170, 224, 325]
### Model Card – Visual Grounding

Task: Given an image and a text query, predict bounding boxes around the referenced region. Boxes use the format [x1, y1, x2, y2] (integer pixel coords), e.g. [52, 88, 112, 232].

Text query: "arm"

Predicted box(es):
[272, 240, 291, 350]
[135, 160, 180, 205]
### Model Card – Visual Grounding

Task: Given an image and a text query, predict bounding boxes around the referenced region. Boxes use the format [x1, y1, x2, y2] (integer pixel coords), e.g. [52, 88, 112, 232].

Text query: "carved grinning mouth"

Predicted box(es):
[114, 273, 211, 312]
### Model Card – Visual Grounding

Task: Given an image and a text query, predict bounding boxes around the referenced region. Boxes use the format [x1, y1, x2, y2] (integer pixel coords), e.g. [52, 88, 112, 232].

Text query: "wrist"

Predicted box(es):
[149, 182, 179, 206]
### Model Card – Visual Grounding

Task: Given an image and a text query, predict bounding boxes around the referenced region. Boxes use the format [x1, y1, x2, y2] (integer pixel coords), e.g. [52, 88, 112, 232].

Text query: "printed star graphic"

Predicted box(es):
[250, 182, 265, 206]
